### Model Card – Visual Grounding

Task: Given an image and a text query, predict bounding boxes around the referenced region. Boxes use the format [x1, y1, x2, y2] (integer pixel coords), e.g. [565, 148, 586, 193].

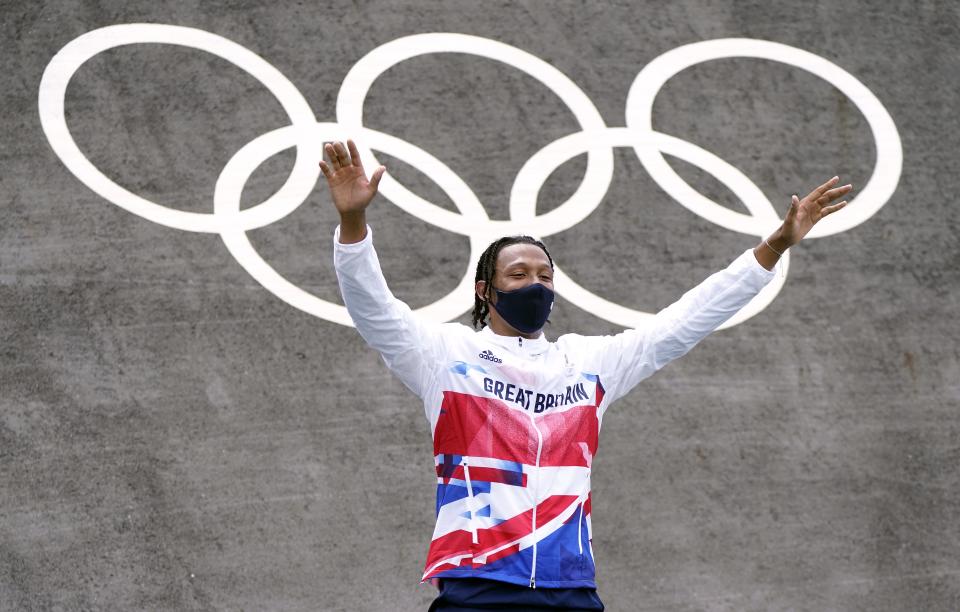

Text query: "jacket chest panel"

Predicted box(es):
[443, 343, 595, 418]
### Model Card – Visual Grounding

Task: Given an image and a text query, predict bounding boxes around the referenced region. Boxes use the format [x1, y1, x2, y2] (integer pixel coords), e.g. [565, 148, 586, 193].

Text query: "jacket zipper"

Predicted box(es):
[527, 412, 544, 588]
[462, 458, 479, 545]
[577, 500, 585, 555]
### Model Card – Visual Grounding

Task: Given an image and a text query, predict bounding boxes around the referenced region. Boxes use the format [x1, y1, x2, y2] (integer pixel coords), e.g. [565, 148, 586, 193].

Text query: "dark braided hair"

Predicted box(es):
[471, 236, 554, 329]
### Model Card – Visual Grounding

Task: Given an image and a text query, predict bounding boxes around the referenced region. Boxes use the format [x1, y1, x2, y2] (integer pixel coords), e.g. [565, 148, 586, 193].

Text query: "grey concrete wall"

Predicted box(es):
[2, 1, 958, 610]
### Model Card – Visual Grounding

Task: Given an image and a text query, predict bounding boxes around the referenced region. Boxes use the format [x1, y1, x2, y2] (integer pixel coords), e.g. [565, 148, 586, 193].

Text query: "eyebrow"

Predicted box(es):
[501, 262, 553, 272]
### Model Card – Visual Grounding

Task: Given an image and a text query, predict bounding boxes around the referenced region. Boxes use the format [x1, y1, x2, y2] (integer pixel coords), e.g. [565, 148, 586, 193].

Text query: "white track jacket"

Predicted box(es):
[334, 228, 775, 589]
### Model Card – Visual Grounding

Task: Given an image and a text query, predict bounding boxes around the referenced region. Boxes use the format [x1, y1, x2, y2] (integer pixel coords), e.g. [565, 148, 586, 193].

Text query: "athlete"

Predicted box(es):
[320, 139, 851, 611]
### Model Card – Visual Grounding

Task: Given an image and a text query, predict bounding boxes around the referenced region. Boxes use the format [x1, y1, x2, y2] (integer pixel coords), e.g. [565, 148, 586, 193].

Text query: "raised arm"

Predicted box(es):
[322, 140, 442, 399]
[596, 177, 853, 404]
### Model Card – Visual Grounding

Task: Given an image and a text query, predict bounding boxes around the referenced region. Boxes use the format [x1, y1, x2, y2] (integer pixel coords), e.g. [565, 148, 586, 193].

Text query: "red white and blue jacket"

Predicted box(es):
[333, 228, 775, 589]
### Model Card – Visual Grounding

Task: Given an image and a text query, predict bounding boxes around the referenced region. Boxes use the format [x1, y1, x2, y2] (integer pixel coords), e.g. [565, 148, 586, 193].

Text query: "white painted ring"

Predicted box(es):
[38, 23, 319, 233]
[626, 38, 902, 238]
[336, 33, 614, 237]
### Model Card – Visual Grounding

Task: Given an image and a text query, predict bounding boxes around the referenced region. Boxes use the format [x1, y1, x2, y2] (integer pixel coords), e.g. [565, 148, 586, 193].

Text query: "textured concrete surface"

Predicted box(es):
[3, 1, 959, 610]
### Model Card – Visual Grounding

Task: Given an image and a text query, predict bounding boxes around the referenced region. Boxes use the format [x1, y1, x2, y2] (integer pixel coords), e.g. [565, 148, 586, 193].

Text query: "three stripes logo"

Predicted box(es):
[479, 349, 502, 364]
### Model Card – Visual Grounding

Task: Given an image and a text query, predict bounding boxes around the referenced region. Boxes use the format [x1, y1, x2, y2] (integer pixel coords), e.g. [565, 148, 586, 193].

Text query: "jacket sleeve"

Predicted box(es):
[333, 226, 445, 398]
[595, 248, 776, 405]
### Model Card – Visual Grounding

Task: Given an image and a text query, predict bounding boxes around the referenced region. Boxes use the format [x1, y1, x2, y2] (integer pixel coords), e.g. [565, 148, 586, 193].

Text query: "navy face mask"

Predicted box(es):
[491, 283, 555, 334]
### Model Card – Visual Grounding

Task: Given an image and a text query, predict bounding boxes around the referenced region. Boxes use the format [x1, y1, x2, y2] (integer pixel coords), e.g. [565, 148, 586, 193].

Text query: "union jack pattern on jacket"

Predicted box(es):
[334, 228, 774, 589]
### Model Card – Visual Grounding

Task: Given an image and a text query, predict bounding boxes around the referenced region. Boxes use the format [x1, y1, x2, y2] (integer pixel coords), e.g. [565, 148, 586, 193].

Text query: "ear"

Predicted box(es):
[475, 280, 487, 302]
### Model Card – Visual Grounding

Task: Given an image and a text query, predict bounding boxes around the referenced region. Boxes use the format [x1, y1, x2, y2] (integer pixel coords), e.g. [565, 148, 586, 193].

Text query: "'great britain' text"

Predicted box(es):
[482, 377, 589, 413]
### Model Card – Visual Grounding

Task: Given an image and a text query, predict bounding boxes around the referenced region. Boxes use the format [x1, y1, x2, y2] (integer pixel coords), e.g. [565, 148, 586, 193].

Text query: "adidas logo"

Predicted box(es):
[479, 349, 502, 364]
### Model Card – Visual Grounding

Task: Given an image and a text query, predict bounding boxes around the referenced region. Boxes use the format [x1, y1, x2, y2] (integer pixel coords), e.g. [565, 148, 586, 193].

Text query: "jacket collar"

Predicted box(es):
[480, 325, 550, 356]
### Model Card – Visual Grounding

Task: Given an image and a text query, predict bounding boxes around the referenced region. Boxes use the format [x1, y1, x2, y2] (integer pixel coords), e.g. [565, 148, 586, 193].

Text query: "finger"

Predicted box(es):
[820, 184, 853, 203]
[327, 141, 343, 169]
[334, 141, 350, 167]
[324, 143, 339, 169]
[809, 176, 840, 200]
[347, 139, 364, 169]
[821, 200, 848, 216]
[785, 194, 800, 221]
[319, 160, 332, 179]
[369, 165, 386, 192]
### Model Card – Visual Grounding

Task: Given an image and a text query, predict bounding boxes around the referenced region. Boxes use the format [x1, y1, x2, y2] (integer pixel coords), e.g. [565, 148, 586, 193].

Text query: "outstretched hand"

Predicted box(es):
[320, 140, 386, 243]
[780, 176, 852, 246]
[754, 176, 854, 270]
[320, 140, 386, 216]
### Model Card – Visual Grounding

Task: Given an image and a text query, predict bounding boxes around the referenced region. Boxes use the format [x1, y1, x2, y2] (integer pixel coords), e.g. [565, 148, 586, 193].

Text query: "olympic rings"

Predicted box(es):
[38, 25, 901, 329]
